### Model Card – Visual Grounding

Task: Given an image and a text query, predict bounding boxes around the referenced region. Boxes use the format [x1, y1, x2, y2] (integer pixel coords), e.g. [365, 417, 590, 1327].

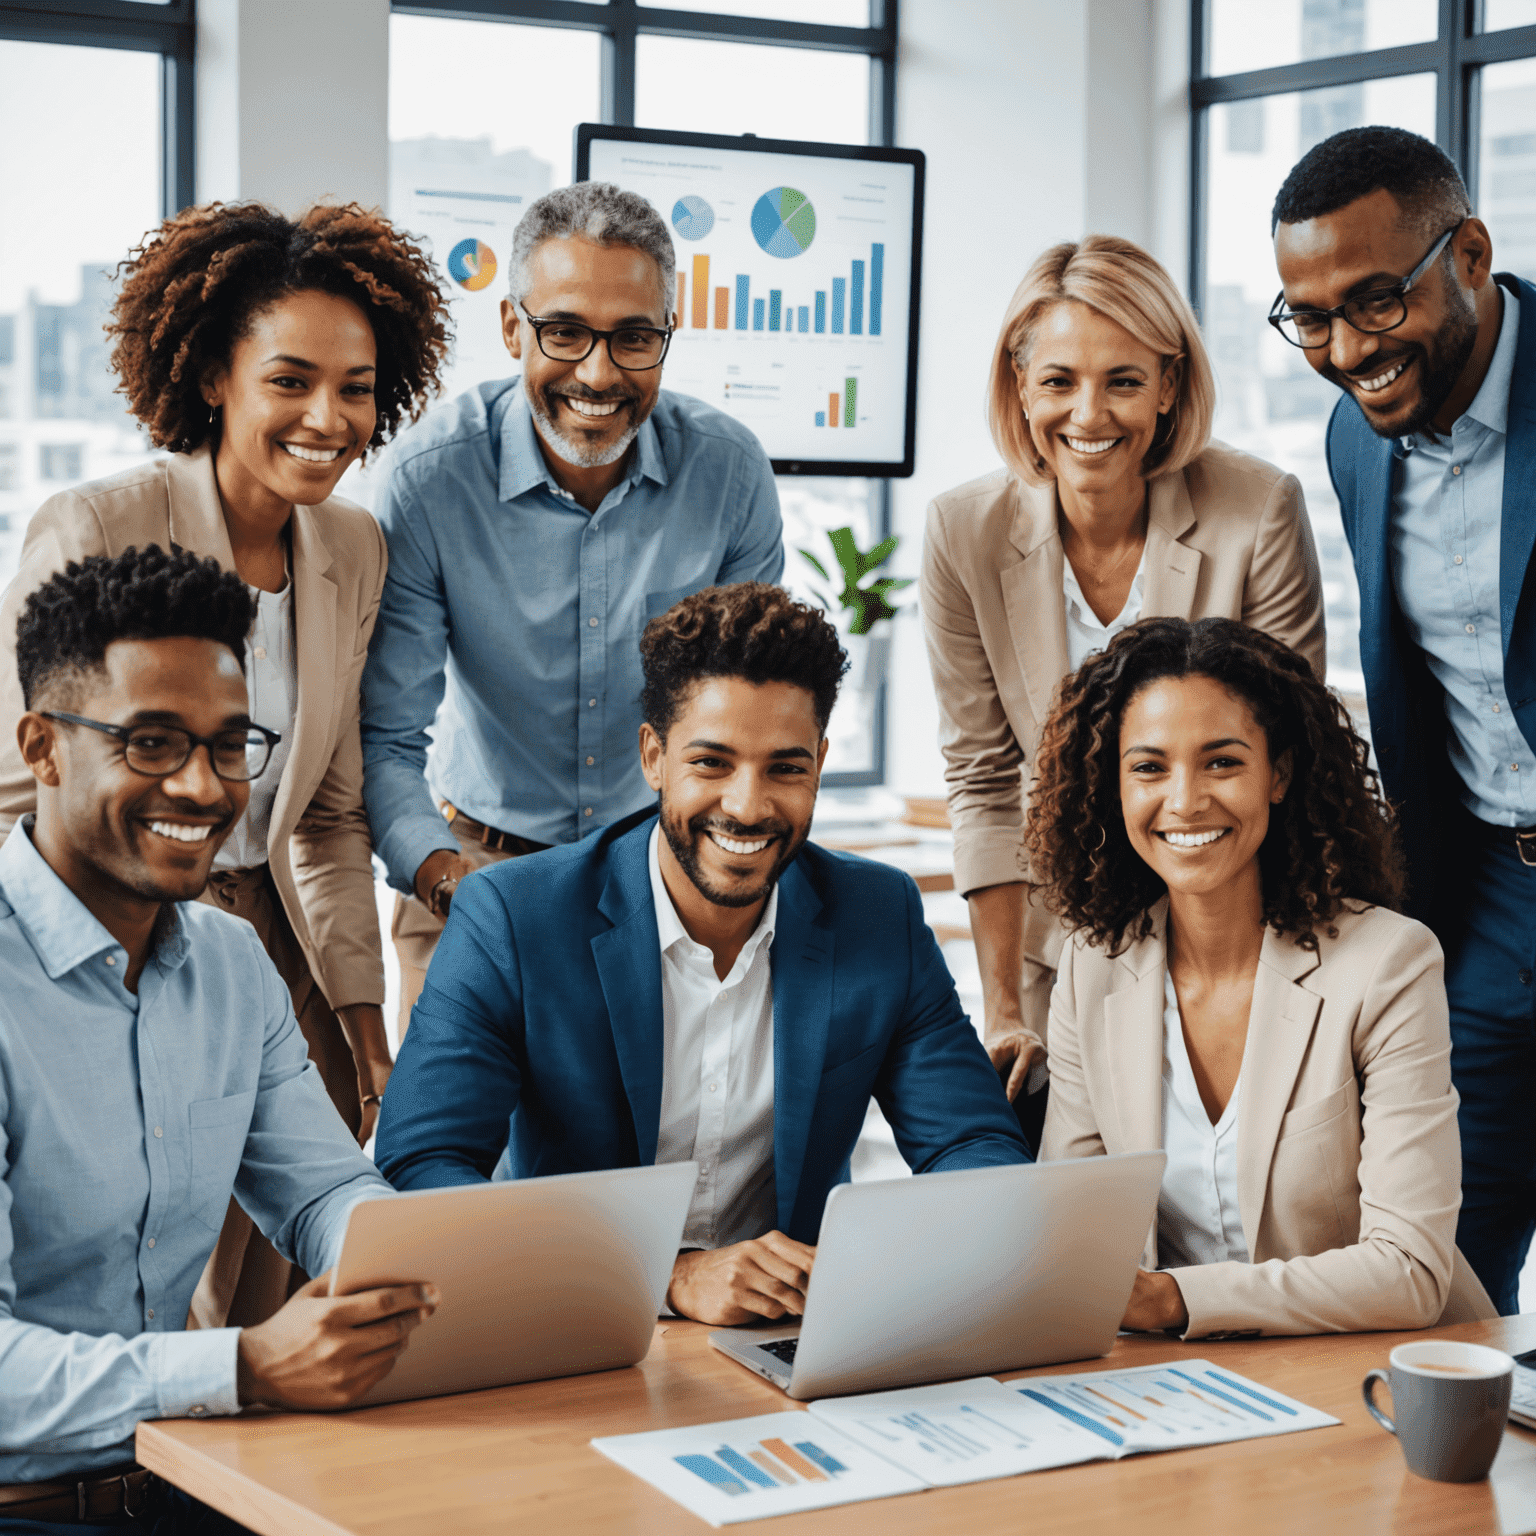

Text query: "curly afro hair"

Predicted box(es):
[1024, 616, 1406, 955]
[18, 544, 255, 710]
[1271, 126, 1470, 238]
[640, 583, 849, 739]
[107, 201, 451, 454]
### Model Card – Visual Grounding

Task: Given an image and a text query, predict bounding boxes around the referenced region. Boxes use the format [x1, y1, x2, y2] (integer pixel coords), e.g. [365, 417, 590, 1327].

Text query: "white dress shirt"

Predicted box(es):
[1156, 970, 1249, 1270]
[215, 576, 297, 871]
[649, 823, 779, 1249]
[1063, 548, 1147, 672]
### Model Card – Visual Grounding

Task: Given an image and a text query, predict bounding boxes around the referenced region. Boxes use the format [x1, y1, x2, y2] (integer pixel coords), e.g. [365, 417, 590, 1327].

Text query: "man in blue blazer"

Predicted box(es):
[1272, 126, 1536, 1312]
[376, 583, 1028, 1325]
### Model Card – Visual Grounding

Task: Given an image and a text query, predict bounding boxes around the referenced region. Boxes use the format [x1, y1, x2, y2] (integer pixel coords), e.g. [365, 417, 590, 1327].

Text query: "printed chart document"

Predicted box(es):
[591, 1410, 926, 1526]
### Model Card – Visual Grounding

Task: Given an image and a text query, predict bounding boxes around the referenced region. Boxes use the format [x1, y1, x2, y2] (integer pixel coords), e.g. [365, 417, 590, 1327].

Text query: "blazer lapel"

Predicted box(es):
[1141, 471, 1201, 618]
[1350, 431, 1397, 710]
[1235, 931, 1323, 1257]
[1499, 276, 1536, 662]
[768, 861, 833, 1233]
[1101, 908, 1167, 1153]
[164, 446, 237, 566]
[590, 825, 666, 1165]
[267, 507, 338, 842]
[1000, 479, 1070, 723]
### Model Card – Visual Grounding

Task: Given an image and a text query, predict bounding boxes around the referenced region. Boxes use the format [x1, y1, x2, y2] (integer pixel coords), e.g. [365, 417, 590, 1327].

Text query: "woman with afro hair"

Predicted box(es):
[0, 200, 450, 1328]
[1028, 616, 1495, 1337]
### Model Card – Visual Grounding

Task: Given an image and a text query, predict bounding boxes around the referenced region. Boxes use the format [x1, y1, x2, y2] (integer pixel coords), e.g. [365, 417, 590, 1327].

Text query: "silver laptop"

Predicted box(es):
[329, 1161, 696, 1407]
[710, 1151, 1165, 1400]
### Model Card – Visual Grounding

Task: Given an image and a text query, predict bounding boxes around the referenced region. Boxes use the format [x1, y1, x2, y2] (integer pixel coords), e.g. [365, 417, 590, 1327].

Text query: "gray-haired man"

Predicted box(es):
[362, 183, 784, 1023]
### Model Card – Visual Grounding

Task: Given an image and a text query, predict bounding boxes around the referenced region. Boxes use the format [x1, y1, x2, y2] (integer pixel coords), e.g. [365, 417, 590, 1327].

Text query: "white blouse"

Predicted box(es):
[214, 577, 297, 872]
[1156, 969, 1250, 1270]
[1062, 550, 1146, 673]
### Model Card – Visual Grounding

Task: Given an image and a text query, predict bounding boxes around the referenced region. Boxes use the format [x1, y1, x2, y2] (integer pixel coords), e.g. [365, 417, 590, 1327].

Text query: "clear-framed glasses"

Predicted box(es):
[1267, 222, 1463, 350]
[41, 711, 282, 783]
[517, 306, 673, 371]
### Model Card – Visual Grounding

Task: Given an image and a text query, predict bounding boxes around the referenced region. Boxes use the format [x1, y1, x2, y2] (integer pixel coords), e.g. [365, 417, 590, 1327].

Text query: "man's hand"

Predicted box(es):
[236, 1271, 440, 1410]
[336, 1004, 394, 1146]
[986, 1029, 1046, 1102]
[666, 1234, 816, 1326]
[1120, 1269, 1188, 1333]
[413, 849, 475, 915]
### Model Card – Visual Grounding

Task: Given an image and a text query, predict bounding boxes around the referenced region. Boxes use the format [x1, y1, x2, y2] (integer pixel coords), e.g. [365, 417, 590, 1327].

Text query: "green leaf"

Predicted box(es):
[797, 547, 830, 581]
[856, 534, 899, 579]
[827, 526, 861, 583]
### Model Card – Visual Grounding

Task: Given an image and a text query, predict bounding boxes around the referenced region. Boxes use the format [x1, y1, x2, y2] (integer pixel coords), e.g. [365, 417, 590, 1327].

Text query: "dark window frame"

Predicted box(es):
[1188, 0, 1536, 315]
[396, 0, 899, 785]
[0, 1, 195, 215]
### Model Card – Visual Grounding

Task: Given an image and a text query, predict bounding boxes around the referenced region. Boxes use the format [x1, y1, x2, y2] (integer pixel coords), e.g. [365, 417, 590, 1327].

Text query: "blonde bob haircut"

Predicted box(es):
[987, 235, 1215, 488]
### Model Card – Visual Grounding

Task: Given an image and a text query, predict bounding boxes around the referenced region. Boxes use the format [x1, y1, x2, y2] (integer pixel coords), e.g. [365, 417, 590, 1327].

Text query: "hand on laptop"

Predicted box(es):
[1120, 1269, 1188, 1333]
[236, 1271, 441, 1409]
[666, 1233, 816, 1326]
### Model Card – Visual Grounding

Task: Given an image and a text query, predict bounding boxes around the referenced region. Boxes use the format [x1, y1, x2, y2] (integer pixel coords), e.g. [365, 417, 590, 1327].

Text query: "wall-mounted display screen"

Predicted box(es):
[577, 125, 924, 477]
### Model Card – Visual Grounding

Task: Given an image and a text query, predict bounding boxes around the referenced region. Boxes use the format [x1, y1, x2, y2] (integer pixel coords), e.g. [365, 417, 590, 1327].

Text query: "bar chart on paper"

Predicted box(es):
[586, 133, 917, 467]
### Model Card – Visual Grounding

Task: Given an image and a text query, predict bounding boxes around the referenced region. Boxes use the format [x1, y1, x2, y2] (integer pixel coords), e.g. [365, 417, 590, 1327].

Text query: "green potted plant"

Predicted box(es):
[798, 525, 912, 690]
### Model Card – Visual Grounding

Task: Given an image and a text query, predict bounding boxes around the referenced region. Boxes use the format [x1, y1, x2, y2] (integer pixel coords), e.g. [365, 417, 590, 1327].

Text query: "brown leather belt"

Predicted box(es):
[0, 1463, 153, 1525]
[440, 802, 549, 858]
[1471, 818, 1536, 867]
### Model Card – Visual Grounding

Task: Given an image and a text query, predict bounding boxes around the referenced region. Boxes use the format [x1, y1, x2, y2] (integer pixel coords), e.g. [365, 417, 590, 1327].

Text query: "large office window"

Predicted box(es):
[388, 1, 896, 780]
[0, 2, 192, 590]
[1191, 2, 1536, 705]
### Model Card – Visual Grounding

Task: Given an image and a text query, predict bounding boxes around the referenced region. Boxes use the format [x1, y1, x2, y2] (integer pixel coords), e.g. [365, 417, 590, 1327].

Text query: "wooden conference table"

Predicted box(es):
[137, 1314, 1536, 1536]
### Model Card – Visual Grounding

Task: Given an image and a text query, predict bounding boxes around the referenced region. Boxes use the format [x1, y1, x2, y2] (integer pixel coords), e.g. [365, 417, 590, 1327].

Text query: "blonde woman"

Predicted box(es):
[921, 236, 1326, 1127]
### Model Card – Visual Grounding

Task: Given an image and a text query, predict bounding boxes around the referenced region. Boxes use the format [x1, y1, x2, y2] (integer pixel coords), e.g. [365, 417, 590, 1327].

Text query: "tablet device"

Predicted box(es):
[330, 1162, 696, 1406]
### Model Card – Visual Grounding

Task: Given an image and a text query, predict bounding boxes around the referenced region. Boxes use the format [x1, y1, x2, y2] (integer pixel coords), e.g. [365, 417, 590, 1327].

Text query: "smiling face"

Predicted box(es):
[639, 676, 828, 910]
[1016, 301, 1178, 495]
[1273, 189, 1486, 439]
[502, 237, 667, 471]
[204, 287, 378, 507]
[25, 637, 252, 907]
[1117, 674, 1291, 902]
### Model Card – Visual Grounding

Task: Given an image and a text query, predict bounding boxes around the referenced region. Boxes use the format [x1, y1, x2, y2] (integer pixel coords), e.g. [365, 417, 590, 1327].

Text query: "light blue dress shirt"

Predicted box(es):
[0, 820, 388, 1484]
[1389, 288, 1535, 825]
[360, 379, 784, 893]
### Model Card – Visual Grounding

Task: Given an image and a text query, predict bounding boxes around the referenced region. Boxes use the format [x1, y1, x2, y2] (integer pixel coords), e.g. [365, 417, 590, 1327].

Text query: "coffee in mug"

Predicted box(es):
[1362, 1341, 1513, 1483]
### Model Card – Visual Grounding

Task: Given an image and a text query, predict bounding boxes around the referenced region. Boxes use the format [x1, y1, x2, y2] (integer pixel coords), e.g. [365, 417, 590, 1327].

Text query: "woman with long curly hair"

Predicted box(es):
[0, 201, 450, 1327]
[1028, 616, 1494, 1336]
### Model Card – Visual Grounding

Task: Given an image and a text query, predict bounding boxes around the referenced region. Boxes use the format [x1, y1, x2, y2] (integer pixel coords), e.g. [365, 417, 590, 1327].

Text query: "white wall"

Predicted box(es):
[886, 0, 1187, 796]
[197, 0, 391, 213]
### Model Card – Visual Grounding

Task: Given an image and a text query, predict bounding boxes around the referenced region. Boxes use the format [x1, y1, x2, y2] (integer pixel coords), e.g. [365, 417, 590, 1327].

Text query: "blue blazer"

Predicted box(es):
[375, 809, 1029, 1243]
[1326, 273, 1536, 920]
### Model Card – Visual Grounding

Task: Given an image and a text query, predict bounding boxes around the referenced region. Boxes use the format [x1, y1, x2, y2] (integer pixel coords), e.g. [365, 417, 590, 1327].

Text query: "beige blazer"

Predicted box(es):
[1040, 900, 1496, 1338]
[0, 446, 386, 1009]
[921, 442, 1328, 898]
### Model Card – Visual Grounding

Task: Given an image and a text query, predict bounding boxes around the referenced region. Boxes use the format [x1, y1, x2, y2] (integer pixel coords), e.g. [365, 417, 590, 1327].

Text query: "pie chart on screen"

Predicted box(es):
[751, 187, 816, 258]
[447, 237, 497, 291]
[671, 195, 715, 241]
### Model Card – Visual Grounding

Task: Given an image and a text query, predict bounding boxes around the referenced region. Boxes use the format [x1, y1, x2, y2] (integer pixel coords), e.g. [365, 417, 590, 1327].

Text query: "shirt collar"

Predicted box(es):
[0, 816, 189, 981]
[498, 379, 669, 503]
[1400, 285, 1520, 454]
[1061, 553, 1146, 634]
[647, 821, 778, 967]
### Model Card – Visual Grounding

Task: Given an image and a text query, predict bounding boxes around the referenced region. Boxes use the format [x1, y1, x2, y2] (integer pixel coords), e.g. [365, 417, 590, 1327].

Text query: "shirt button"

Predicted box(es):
[104, 956, 115, 967]
[146, 1308, 154, 1320]
[586, 756, 595, 766]
[584, 807, 593, 817]
[588, 617, 598, 628]
[1466, 623, 1476, 634]
[1495, 703, 1503, 713]
[588, 698, 597, 708]
[1452, 465, 1462, 476]
[708, 1083, 718, 1093]
[147, 1237, 155, 1249]
[189, 1405, 206, 1416]
[253, 645, 267, 659]
[153, 1126, 163, 1138]
[1513, 764, 1521, 772]
[1454, 554, 1464, 564]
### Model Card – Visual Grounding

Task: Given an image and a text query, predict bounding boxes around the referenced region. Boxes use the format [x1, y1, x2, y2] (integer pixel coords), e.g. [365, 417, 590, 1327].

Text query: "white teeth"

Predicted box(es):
[280, 443, 343, 462]
[148, 820, 213, 844]
[1064, 437, 1119, 454]
[1160, 829, 1229, 848]
[564, 397, 623, 418]
[1356, 360, 1408, 394]
[709, 832, 771, 856]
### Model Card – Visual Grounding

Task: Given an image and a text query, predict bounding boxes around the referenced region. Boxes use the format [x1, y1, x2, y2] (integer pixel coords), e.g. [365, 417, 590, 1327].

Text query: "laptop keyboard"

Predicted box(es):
[760, 1338, 799, 1365]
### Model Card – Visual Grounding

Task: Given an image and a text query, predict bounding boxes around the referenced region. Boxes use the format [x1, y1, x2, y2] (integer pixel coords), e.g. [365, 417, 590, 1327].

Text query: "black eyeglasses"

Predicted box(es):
[518, 306, 673, 371]
[41, 712, 282, 783]
[1268, 222, 1463, 350]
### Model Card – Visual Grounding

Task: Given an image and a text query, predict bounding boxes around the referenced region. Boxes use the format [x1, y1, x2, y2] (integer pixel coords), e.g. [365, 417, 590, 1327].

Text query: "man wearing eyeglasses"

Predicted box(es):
[362, 182, 783, 1027]
[1272, 125, 1536, 1315]
[0, 546, 435, 1532]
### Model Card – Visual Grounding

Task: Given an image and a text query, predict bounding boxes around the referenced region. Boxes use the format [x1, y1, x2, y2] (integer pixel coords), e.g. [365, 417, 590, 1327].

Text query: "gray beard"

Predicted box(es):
[527, 383, 642, 468]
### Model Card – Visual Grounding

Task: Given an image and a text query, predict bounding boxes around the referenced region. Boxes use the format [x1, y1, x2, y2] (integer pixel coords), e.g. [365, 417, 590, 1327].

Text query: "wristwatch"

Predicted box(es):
[427, 872, 460, 919]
